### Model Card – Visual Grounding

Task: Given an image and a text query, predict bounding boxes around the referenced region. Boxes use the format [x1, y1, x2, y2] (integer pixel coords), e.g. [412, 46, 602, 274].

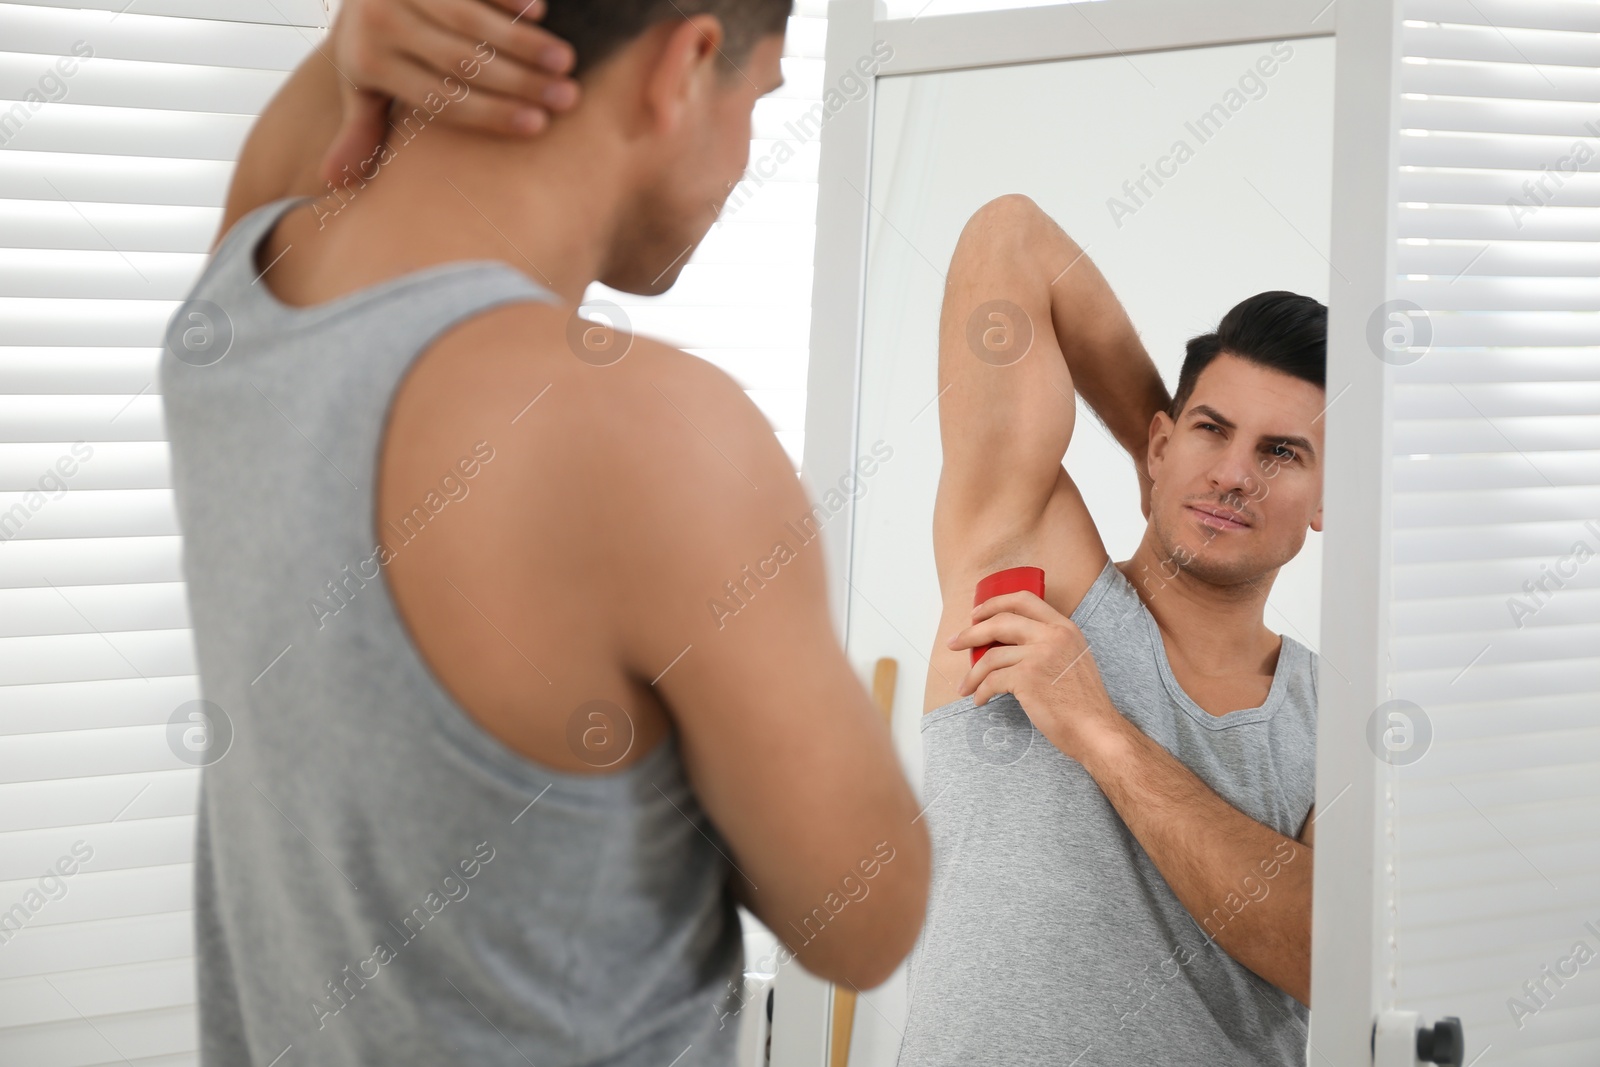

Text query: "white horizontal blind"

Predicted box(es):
[1, 1, 831, 1063]
[1386, 1, 1600, 1063]
[0, 5, 329, 1064]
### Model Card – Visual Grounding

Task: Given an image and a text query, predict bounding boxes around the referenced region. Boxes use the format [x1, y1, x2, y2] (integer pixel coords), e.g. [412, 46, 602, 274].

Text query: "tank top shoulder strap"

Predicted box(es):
[208, 194, 305, 281]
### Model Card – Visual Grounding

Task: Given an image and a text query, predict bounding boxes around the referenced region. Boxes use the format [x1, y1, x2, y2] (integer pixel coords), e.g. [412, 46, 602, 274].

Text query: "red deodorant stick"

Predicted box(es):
[972, 566, 1046, 665]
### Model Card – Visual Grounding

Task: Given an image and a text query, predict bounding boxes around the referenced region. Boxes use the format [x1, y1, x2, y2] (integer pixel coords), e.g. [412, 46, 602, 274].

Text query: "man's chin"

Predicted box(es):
[1161, 542, 1263, 586]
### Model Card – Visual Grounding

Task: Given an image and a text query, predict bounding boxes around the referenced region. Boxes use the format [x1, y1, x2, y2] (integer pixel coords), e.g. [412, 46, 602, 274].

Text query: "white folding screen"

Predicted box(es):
[0, 1, 829, 1063]
[1384, 0, 1600, 1062]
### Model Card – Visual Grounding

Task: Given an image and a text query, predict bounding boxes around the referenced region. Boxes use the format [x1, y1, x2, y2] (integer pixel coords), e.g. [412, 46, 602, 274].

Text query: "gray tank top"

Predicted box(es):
[161, 196, 746, 1066]
[897, 557, 1316, 1066]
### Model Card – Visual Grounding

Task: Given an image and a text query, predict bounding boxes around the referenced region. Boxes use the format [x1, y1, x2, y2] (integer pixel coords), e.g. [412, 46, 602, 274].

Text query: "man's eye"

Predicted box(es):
[1271, 445, 1297, 461]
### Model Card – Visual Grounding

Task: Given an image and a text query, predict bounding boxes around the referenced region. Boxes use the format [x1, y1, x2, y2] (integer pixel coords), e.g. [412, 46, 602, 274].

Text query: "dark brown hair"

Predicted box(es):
[1169, 291, 1327, 420]
[543, 0, 793, 79]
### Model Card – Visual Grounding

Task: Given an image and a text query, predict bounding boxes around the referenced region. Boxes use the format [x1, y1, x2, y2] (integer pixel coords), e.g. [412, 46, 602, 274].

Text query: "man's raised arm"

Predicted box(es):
[1026, 196, 1172, 515]
[933, 194, 1173, 620]
[215, 0, 580, 251]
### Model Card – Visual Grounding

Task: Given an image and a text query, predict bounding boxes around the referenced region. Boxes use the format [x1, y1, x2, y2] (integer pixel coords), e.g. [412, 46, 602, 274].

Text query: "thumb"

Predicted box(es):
[317, 87, 391, 188]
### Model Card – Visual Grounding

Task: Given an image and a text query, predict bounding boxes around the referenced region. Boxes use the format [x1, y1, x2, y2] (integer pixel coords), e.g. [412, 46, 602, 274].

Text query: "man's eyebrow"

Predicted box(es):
[1187, 403, 1318, 462]
[1187, 404, 1235, 430]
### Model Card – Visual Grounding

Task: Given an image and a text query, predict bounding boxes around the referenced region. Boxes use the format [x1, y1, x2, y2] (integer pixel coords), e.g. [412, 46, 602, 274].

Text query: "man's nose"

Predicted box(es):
[1207, 444, 1268, 503]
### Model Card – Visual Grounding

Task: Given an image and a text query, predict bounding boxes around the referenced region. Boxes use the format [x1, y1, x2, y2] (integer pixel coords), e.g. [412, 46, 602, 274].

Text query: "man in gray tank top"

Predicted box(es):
[165, 2, 931, 1065]
[901, 194, 1325, 1065]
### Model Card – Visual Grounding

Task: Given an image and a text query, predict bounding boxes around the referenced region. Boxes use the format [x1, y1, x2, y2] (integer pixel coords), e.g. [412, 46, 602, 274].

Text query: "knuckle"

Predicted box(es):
[477, 94, 514, 119]
[344, 37, 382, 80]
[356, 0, 393, 40]
[438, 95, 486, 123]
[511, 66, 555, 101]
[427, 1, 468, 35]
[490, 101, 532, 131]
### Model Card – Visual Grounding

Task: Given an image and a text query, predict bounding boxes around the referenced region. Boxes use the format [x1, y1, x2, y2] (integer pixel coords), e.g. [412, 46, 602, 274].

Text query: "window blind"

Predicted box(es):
[0, 0, 827, 1062]
[1387, 0, 1600, 1062]
[0, 7, 333, 1063]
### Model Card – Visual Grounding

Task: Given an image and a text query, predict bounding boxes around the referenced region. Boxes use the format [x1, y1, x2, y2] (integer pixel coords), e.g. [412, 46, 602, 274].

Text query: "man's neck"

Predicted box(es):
[299, 119, 629, 307]
[1117, 534, 1279, 673]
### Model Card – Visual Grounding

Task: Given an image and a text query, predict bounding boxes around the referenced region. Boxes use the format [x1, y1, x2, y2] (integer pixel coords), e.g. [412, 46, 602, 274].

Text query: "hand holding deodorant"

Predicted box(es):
[971, 566, 1045, 665]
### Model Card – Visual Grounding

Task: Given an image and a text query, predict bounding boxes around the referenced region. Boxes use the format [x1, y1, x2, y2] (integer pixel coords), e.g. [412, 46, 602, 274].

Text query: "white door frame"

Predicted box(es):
[789, 0, 1399, 1064]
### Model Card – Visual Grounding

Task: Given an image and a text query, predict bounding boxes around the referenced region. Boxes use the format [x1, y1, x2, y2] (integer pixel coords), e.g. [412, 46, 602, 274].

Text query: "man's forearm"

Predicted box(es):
[1026, 213, 1171, 459]
[1081, 714, 1313, 1006]
[216, 42, 347, 249]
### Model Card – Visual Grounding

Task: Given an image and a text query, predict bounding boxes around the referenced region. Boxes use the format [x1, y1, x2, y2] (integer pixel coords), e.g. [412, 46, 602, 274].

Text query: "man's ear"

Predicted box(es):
[643, 13, 732, 134]
[1145, 409, 1172, 477]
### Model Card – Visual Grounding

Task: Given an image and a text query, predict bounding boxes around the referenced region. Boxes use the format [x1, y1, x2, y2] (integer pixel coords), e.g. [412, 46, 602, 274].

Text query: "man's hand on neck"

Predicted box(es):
[218, 0, 580, 249]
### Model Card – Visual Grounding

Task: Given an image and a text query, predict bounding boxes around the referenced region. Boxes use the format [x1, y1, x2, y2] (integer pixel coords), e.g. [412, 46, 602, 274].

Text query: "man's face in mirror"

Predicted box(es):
[1145, 352, 1325, 585]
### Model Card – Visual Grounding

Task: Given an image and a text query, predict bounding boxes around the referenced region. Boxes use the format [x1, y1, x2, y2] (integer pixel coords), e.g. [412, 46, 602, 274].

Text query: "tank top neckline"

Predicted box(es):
[1101, 560, 1300, 730]
[226, 195, 555, 331]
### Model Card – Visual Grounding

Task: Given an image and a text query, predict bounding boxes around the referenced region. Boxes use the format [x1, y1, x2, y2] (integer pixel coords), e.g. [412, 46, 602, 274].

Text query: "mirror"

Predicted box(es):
[838, 33, 1336, 1065]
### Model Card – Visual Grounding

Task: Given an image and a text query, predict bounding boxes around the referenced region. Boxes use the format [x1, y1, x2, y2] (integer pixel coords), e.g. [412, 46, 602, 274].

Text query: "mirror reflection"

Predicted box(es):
[844, 35, 1336, 1065]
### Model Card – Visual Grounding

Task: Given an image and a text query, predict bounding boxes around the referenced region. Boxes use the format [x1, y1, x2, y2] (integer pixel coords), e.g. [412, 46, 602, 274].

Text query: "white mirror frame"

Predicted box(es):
[785, 1, 1406, 1064]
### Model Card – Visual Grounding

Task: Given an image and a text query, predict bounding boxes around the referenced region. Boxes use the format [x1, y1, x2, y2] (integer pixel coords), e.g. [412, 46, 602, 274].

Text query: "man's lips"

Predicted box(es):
[1186, 504, 1251, 531]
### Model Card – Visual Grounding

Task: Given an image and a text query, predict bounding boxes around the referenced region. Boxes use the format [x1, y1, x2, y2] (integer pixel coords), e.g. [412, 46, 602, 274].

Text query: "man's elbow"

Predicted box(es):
[771, 825, 932, 990]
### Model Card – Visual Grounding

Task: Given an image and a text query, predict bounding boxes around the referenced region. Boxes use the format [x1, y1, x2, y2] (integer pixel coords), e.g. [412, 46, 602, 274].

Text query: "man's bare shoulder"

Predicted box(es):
[431, 299, 811, 671]
[431, 297, 801, 565]
[448, 298, 780, 471]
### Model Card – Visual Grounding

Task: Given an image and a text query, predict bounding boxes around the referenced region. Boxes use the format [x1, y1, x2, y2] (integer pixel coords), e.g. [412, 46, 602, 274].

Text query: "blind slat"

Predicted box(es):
[1405, 0, 1600, 33]
[0, 51, 287, 113]
[1401, 22, 1600, 68]
[1402, 56, 1600, 103]
[0, 536, 184, 590]
[0, 151, 231, 207]
[1397, 240, 1600, 276]
[1399, 168, 1600, 209]
[0, 583, 189, 639]
[0, 629, 193, 690]
[3, 6, 321, 72]
[0, 770, 198, 831]
[0, 818, 193, 886]
[0, 957, 195, 1034]
[16, 0, 327, 25]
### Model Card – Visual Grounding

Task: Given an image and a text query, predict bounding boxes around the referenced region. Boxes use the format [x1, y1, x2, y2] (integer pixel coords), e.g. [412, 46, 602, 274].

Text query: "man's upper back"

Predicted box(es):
[286, 200, 934, 993]
[165, 196, 750, 1065]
